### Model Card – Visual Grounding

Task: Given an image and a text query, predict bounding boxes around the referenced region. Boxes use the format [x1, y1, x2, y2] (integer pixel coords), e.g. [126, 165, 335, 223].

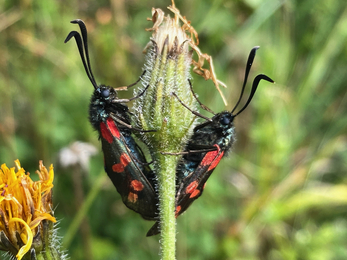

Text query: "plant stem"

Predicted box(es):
[156, 153, 179, 260]
[133, 9, 198, 259]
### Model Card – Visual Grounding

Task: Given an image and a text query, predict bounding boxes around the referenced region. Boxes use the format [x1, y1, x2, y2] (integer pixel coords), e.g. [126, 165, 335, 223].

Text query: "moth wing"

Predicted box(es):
[101, 117, 158, 219]
[175, 146, 224, 217]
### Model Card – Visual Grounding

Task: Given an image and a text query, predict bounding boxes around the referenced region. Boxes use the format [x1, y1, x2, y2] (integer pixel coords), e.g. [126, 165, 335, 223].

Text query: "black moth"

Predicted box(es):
[147, 46, 274, 236]
[65, 19, 159, 221]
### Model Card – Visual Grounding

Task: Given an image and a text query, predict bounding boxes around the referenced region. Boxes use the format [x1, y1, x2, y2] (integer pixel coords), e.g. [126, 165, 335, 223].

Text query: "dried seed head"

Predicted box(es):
[143, 1, 228, 105]
[144, 7, 191, 57]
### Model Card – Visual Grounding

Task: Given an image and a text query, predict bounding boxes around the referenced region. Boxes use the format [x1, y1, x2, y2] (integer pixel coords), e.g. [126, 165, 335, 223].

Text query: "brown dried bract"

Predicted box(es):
[146, 8, 165, 33]
[146, 0, 228, 105]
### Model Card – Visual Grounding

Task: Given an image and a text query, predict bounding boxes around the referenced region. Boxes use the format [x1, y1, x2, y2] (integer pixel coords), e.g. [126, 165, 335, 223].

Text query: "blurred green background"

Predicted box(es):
[1, 0, 347, 259]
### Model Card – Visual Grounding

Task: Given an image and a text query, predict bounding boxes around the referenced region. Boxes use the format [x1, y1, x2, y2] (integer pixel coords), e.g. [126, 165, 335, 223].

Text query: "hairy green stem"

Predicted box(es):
[133, 10, 198, 258]
[156, 153, 179, 259]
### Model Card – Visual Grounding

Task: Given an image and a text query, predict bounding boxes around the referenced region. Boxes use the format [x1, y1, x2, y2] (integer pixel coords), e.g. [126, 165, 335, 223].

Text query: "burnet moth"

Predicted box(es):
[147, 46, 274, 236]
[65, 19, 159, 221]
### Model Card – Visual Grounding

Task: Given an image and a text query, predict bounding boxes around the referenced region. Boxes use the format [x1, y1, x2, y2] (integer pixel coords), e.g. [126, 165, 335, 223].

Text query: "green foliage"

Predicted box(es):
[1, 0, 347, 259]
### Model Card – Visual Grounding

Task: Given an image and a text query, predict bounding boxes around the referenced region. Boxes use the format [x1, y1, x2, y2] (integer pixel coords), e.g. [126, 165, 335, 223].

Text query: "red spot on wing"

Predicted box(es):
[100, 122, 113, 143]
[199, 145, 224, 171]
[106, 117, 120, 139]
[128, 192, 138, 203]
[130, 180, 144, 192]
[175, 205, 181, 217]
[112, 153, 131, 173]
[207, 151, 224, 171]
[185, 180, 200, 198]
[127, 180, 144, 203]
[112, 164, 123, 173]
[121, 153, 131, 166]
[186, 181, 198, 194]
[190, 189, 200, 198]
[200, 145, 220, 166]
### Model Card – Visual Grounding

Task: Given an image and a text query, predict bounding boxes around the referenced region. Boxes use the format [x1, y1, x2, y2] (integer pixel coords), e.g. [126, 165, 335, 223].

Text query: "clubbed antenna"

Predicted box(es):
[231, 46, 259, 113]
[231, 46, 274, 116]
[234, 74, 274, 116]
[64, 19, 98, 89]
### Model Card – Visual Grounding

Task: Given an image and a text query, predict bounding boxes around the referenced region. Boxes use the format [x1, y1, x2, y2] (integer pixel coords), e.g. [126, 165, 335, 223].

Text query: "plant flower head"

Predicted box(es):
[0, 160, 56, 260]
[134, 0, 228, 155]
[145, 0, 227, 104]
[132, 1, 227, 257]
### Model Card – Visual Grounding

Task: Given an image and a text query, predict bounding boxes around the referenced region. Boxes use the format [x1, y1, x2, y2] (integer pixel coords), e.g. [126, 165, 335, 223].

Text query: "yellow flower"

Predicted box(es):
[0, 160, 56, 260]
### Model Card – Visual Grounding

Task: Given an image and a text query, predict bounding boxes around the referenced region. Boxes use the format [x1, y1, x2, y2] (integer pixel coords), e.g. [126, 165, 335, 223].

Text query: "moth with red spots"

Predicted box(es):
[65, 19, 159, 221]
[147, 47, 274, 236]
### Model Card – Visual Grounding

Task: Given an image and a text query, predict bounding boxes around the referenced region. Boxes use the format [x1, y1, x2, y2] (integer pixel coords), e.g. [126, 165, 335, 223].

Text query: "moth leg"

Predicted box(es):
[110, 113, 156, 133]
[115, 70, 147, 91]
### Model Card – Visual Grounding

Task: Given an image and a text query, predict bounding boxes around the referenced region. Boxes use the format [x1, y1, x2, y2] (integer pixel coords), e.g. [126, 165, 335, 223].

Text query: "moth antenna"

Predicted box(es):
[231, 46, 259, 113]
[71, 19, 98, 87]
[234, 74, 274, 116]
[64, 31, 98, 89]
[171, 92, 212, 121]
[188, 79, 215, 115]
[126, 70, 147, 89]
